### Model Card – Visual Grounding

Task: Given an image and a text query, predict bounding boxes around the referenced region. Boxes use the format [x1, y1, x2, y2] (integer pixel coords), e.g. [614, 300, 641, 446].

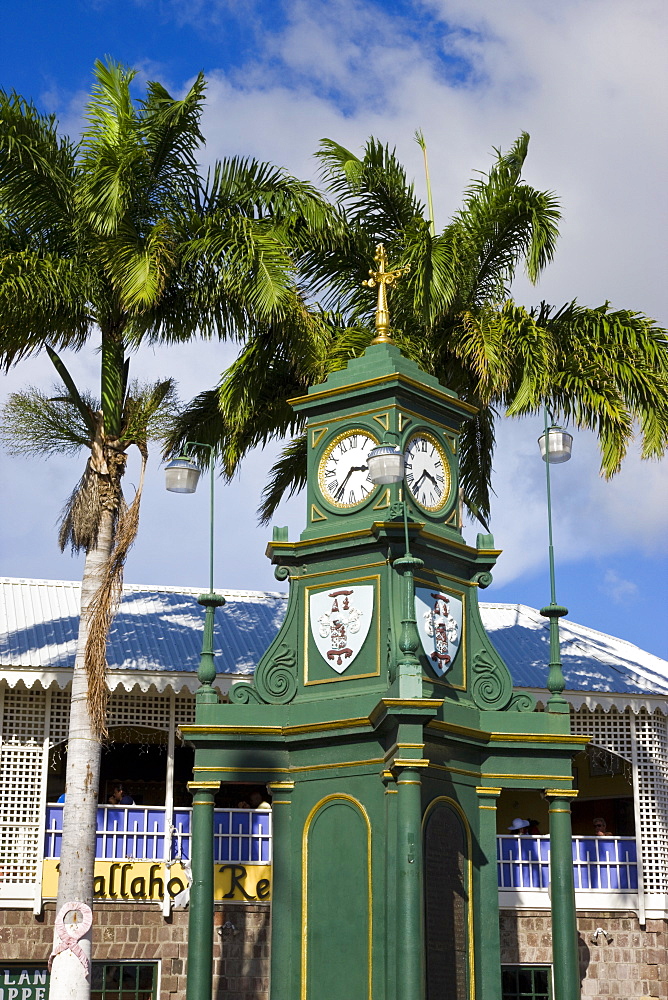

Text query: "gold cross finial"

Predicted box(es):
[363, 243, 410, 344]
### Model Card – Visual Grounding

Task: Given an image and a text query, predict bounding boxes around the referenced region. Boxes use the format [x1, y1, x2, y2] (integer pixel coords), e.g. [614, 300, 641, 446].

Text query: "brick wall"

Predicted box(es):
[2, 903, 664, 998]
[500, 910, 668, 998]
[0, 902, 271, 1000]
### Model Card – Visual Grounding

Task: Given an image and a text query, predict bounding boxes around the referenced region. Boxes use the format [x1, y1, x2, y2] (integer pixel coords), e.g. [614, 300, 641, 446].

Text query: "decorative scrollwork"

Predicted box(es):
[274, 565, 290, 582]
[229, 643, 298, 705]
[255, 643, 298, 704]
[472, 570, 493, 589]
[507, 691, 536, 713]
[471, 647, 512, 711]
[228, 682, 263, 704]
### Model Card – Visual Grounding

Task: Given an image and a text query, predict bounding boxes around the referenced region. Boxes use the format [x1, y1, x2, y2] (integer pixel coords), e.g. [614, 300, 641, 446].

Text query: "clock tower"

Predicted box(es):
[181, 247, 583, 1000]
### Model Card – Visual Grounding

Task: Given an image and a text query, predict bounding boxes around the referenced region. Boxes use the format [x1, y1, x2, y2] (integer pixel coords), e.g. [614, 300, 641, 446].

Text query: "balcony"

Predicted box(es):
[44, 804, 272, 864]
[43, 810, 638, 892]
[497, 835, 638, 910]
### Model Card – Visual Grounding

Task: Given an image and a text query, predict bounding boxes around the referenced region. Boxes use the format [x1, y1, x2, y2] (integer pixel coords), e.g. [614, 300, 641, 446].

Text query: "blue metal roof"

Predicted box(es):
[1, 579, 666, 697]
[481, 602, 668, 697]
[0, 579, 286, 677]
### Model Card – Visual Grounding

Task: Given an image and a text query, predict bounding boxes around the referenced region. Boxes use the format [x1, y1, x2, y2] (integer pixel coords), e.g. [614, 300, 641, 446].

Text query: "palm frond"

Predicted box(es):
[457, 402, 497, 519]
[0, 89, 77, 251]
[95, 218, 176, 310]
[46, 344, 98, 437]
[318, 136, 425, 238]
[456, 133, 560, 299]
[0, 253, 93, 368]
[1, 385, 96, 456]
[163, 388, 228, 467]
[58, 460, 105, 553]
[544, 302, 668, 474]
[78, 59, 145, 236]
[141, 73, 206, 185]
[199, 156, 333, 234]
[121, 377, 180, 446]
[259, 433, 307, 524]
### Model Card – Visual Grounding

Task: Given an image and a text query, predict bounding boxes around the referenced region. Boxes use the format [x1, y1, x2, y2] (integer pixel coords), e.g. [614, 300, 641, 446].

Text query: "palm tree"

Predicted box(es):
[168, 133, 668, 523]
[0, 59, 330, 1000]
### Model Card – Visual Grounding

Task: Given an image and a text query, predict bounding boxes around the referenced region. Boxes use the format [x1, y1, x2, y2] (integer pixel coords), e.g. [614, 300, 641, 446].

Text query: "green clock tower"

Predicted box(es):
[182, 247, 584, 1000]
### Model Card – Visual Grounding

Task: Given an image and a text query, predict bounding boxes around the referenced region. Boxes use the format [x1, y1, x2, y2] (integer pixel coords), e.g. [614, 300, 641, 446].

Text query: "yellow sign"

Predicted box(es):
[42, 861, 272, 903]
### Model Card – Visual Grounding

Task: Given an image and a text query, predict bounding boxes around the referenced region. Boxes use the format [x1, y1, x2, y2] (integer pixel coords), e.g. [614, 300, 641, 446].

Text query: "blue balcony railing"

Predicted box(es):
[44, 810, 637, 894]
[497, 835, 638, 891]
[44, 805, 272, 864]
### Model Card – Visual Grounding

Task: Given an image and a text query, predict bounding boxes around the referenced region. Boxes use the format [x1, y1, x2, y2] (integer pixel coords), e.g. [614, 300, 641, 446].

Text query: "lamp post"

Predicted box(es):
[537, 412, 573, 715]
[164, 444, 225, 702]
[366, 438, 424, 682]
[164, 443, 224, 1000]
[537, 413, 580, 1000]
[366, 437, 425, 1000]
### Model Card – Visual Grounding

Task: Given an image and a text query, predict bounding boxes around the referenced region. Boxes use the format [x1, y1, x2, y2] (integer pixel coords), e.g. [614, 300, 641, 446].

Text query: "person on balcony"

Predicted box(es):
[507, 818, 530, 834]
[249, 790, 271, 810]
[108, 781, 134, 805]
[593, 817, 609, 836]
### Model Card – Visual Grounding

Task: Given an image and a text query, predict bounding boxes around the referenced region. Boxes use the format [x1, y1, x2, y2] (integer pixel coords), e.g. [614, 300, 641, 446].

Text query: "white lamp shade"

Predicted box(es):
[538, 426, 573, 464]
[164, 457, 201, 493]
[367, 444, 404, 484]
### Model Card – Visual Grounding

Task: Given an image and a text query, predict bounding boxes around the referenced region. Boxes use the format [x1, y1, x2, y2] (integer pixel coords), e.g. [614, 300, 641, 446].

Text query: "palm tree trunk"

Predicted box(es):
[49, 506, 114, 1000]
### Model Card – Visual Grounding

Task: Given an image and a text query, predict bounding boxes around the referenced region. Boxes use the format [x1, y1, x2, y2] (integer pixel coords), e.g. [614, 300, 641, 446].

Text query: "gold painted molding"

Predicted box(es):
[187, 780, 221, 792]
[391, 757, 430, 769]
[268, 781, 295, 792]
[289, 372, 477, 415]
[490, 733, 590, 745]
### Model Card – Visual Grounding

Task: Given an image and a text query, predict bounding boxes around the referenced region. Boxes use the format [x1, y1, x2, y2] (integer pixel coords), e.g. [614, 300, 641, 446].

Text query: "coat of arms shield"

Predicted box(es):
[415, 587, 463, 676]
[310, 586, 374, 674]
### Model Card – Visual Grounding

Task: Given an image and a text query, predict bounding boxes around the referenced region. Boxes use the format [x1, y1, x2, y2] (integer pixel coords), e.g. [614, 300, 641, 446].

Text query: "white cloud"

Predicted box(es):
[2, 0, 666, 646]
[600, 569, 639, 605]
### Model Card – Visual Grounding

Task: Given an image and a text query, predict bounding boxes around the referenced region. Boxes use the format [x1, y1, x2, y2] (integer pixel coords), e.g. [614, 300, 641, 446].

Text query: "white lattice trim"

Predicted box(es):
[571, 705, 668, 897]
[0, 667, 238, 695]
[521, 688, 668, 716]
[0, 744, 43, 883]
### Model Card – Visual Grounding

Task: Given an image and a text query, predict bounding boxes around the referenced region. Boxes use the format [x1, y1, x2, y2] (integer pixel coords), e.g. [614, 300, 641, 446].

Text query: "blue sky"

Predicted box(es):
[1, 0, 666, 660]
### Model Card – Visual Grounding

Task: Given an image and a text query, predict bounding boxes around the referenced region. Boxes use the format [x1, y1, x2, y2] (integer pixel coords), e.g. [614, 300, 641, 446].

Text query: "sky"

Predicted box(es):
[0, 0, 667, 660]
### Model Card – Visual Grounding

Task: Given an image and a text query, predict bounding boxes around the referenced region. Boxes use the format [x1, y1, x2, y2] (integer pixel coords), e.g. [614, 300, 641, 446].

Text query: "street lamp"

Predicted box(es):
[367, 437, 423, 685]
[537, 411, 573, 714]
[165, 444, 224, 1000]
[164, 444, 225, 701]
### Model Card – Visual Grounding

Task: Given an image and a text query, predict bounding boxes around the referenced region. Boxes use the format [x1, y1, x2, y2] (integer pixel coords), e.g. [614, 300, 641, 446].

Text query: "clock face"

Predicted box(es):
[404, 432, 451, 512]
[318, 429, 379, 508]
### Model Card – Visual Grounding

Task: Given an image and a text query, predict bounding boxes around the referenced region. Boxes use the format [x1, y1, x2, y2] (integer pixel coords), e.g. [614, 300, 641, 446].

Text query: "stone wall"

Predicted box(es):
[3, 903, 665, 998]
[0, 902, 271, 1000]
[500, 910, 668, 998]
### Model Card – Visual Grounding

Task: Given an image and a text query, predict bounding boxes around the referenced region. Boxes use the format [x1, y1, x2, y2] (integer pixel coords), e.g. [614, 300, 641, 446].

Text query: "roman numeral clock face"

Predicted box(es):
[404, 432, 452, 513]
[318, 430, 379, 508]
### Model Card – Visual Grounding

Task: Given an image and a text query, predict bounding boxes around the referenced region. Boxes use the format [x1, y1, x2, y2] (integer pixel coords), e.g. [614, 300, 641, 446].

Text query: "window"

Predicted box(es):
[91, 963, 157, 1000]
[501, 965, 552, 1000]
[0, 963, 157, 1000]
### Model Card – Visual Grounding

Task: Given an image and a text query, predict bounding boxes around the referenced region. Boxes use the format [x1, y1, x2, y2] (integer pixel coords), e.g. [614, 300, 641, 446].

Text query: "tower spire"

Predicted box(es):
[363, 243, 409, 344]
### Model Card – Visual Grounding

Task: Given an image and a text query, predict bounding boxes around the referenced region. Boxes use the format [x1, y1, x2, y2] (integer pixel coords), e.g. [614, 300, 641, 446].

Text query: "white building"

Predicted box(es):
[1, 577, 666, 999]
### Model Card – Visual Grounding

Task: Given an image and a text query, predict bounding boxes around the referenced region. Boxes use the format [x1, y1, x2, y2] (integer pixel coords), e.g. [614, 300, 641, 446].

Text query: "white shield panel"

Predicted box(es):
[310, 585, 374, 674]
[415, 587, 463, 677]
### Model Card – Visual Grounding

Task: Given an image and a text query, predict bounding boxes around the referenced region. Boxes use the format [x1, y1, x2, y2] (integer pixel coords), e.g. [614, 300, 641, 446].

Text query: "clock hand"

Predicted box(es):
[413, 470, 427, 491]
[423, 469, 438, 486]
[335, 466, 368, 499]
